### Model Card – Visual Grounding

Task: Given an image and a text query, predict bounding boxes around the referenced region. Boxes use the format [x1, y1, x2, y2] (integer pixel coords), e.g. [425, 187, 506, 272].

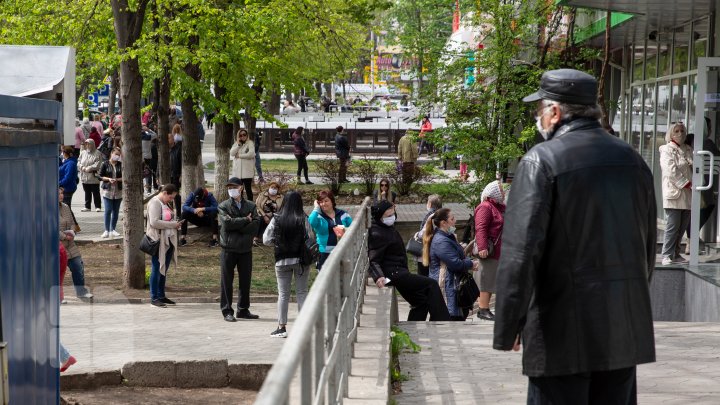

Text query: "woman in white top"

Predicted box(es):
[230, 129, 256, 201]
[146, 184, 182, 308]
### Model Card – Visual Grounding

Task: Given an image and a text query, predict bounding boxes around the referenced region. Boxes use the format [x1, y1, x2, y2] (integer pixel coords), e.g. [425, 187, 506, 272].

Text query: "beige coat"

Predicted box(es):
[77, 143, 104, 184]
[146, 196, 179, 275]
[59, 203, 81, 259]
[230, 140, 256, 179]
[397, 134, 418, 163]
[659, 141, 692, 209]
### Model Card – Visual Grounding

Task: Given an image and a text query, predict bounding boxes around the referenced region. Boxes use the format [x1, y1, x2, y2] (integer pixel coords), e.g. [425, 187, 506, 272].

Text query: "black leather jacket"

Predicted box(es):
[493, 118, 657, 377]
[218, 198, 259, 254]
[368, 219, 411, 282]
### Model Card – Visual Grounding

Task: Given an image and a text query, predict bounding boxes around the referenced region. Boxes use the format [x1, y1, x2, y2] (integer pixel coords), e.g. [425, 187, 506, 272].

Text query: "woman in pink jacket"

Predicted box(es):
[473, 180, 506, 320]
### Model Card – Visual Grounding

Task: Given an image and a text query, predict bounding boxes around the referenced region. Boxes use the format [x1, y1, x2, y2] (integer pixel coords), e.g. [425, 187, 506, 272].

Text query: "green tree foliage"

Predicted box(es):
[385, 0, 453, 98]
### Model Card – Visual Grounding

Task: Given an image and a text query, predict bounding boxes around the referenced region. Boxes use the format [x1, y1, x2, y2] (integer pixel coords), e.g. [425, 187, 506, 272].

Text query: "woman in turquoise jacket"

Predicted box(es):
[309, 190, 352, 270]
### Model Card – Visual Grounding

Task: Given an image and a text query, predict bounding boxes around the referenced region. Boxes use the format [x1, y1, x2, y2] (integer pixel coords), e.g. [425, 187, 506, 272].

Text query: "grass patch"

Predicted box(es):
[390, 326, 421, 387]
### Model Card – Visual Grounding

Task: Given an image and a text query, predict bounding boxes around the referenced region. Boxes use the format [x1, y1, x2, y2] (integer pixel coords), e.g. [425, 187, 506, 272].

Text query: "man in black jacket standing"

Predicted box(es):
[494, 69, 657, 404]
[218, 177, 260, 322]
[334, 126, 350, 183]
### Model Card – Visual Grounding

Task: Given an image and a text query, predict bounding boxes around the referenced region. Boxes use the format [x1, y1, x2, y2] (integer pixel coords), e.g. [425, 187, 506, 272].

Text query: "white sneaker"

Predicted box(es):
[78, 292, 93, 299]
[101, 231, 109, 238]
[95, 208, 101, 212]
[110, 230, 121, 238]
[80, 208, 91, 212]
[661, 257, 672, 265]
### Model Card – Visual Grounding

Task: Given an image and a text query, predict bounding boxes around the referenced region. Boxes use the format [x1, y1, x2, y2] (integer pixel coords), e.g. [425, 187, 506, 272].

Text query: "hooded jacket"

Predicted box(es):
[493, 118, 656, 377]
[77, 142, 104, 184]
[59, 156, 78, 193]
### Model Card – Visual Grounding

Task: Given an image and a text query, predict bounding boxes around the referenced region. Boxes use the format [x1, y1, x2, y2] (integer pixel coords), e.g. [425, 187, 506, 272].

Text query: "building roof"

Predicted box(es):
[0, 45, 73, 97]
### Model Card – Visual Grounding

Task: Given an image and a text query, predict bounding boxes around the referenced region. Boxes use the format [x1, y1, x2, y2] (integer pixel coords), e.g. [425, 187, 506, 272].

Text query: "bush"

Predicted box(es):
[385, 162, 434, 196]
[314, 158, 342, 195]
[262, 169, 295, 192]
[351, 154, 386, 196]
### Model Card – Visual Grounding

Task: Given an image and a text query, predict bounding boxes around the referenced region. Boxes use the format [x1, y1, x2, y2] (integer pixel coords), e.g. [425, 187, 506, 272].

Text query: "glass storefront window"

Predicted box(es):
[688, 74, 697, 134]
[658, 42, 671, 77]
[674, 33, 690, 74]
[654, 80, 671, 212]
[691, 18, 709, 69]
[632, 44, 645, 82]
[630, 86, 642, 152]
[670, 77, 688, 125]
[645, 43, 658, 79]
[641, 83, 656, 168]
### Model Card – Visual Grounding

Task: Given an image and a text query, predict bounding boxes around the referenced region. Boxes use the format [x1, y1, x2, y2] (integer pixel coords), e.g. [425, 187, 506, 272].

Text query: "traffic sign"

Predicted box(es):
[98, 84, 110, 97]
[88, 93, 98, 107]
[103, 75, 111, 85]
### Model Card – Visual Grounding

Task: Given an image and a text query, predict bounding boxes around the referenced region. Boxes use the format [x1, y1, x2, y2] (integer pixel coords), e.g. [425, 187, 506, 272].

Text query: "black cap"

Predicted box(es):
[523, 69, 598, 105]
[226, 177, 243, 187]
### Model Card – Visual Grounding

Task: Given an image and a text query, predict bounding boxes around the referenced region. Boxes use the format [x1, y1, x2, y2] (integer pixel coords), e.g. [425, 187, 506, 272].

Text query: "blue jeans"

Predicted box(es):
[103, 197, 122, 232]
[67, 256, 90, 296]
[150, 245, 174, 300]
[59, 342, 70, 365]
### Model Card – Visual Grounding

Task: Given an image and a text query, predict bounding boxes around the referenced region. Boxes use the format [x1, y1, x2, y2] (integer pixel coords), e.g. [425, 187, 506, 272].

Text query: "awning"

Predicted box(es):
[0, 45, 72, 97]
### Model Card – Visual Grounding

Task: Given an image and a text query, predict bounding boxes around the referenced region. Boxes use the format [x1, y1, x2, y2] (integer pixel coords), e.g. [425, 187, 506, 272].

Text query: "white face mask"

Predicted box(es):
[174, 134, 183, 142]
[228, 188, 241, 199]
[382, 215, 396, 226]
[268, 188, 278, 196]
[111, 155, 121, 162]
[447, 226, 456, 234]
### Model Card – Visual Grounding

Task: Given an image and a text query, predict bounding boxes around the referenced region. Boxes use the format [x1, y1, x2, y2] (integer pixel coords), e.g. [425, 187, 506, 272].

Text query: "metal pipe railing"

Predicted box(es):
[254, 197, 372, 405]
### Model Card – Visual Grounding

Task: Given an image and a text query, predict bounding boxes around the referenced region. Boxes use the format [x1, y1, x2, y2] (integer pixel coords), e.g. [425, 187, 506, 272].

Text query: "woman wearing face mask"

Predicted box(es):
[659, 123, 693, 265]
[423, 208, 479, 321]
[255, 181, 284, 247]
[230, 129, 256, 201]
[412, 194, 442, 277]
[369, 200, 450, 321]
[473, 180, 507, 321]
[98, 148, 123, 238]
[146, 184, 182, 308]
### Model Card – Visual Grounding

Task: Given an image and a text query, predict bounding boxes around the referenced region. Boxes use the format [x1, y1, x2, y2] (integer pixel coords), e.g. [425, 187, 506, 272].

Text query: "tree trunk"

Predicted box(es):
[109, 70, 119, 116]
[268, 90, 281, 115]
[180, 97, 201, 196]
[214, 84, 233, 202]
[597, 11, 612, 129]
[157, 72, 171, 185]
[111, 0, 150, 290]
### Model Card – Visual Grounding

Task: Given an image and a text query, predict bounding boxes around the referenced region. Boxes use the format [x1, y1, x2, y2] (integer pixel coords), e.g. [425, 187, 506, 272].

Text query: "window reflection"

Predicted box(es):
[691, 18, 709, 69]
[630, 86, 642, 152]
[641, 83, 656, 168]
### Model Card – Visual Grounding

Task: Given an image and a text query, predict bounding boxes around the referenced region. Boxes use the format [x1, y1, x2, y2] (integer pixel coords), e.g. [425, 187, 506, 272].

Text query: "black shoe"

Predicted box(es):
[477, 308, 495, 321]
[179, 238, 187, 247]
[270, 327, 288, 338]
[224, 313, 237, 322]
[236, 309, 259, 319]
[160, 297, 176, 305]
[151, 299, 167, 308]
[304, 180, 314, 185]
[208, 239, 219, 248]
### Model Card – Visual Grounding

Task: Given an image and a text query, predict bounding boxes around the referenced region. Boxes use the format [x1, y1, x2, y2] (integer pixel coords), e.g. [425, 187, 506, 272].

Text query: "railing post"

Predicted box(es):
[315, 316, 325, 405]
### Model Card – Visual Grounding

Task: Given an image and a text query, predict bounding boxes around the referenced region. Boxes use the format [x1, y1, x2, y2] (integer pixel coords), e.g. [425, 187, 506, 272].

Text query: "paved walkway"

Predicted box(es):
[393, 300, 720, 404]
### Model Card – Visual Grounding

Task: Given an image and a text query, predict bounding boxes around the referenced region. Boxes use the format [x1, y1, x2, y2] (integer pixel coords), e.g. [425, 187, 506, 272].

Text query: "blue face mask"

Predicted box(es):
[448, 226, 456, 234]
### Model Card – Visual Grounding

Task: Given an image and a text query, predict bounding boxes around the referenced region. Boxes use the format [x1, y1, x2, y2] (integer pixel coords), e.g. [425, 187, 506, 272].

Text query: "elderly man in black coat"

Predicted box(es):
[493, 69, 657, 405]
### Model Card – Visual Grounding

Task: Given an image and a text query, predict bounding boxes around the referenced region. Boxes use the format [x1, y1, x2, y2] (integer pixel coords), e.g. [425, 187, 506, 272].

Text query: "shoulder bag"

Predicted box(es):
[140, 202, 162, 256]
[300, 220, 319, 266]
[405, 233, 423, 257]
[455, 271, 480, 310]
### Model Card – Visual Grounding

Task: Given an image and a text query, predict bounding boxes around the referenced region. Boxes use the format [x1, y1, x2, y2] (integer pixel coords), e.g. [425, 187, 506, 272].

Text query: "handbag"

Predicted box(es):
[464, 236, 498, 259]
[139, 234, 160, 256]
[405, 234, 423, 256]
[300, 222, 319, 266]
[455, 271, 480, 309]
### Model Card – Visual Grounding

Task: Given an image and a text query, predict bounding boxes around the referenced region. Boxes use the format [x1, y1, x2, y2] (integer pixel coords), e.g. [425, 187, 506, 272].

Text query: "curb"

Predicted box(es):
[68, 295, 280, 305]
[61, 361, 272, 391]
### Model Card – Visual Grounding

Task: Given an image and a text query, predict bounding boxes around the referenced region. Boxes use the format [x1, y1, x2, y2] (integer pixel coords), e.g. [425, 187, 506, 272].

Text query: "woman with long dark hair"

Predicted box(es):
[292, 126, 313, 184]
[263, 191, 313, 338]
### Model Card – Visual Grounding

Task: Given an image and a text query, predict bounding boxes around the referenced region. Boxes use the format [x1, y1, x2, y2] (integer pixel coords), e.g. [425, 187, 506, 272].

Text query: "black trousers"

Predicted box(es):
[83, 183, 102, 209]
[180, 211, 218, 236]
[241, 178, 254, 202]
[390, 272, 450, 321]
[220, 250, 253, 316]
[296, 154, 309, 180]
[339, 158, 348, 182]
[416, 260, 429, 277]
[527, 366, 637, 405]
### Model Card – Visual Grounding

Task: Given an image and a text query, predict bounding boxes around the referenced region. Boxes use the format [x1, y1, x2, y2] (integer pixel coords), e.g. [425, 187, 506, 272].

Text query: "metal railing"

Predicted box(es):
[254, 198, 372, 405]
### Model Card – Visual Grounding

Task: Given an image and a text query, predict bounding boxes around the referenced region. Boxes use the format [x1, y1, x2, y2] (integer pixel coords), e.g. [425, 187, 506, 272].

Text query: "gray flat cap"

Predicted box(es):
[523, 69, 598, 105]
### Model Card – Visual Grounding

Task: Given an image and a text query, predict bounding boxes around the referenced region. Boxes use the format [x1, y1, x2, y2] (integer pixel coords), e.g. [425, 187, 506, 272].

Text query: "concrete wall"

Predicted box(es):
[0, 129, 60, 404]
[650, 267, 720, 322]
[685, 271, 720, 322]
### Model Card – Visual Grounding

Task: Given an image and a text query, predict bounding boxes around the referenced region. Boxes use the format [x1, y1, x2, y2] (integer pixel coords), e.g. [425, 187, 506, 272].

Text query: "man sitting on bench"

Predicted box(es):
[181, 187, 219, 247]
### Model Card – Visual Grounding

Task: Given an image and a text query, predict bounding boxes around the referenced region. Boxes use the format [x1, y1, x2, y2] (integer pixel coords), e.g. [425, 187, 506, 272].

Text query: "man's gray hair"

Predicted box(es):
[427, 194, 442, 210]
[541, 99, 602, 121]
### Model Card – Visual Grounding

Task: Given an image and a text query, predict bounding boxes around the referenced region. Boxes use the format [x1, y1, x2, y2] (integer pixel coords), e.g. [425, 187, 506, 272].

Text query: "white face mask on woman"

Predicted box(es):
[111, 155, 121, 162]
[228, 188, 241, 199]
[174, 134, 183, 143]
[268, 188, 278, 196]
[382, 215, 396, 226]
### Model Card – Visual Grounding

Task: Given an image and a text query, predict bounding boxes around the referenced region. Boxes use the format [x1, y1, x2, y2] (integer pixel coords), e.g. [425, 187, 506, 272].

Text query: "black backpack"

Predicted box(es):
[461, 209, 476, 245]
